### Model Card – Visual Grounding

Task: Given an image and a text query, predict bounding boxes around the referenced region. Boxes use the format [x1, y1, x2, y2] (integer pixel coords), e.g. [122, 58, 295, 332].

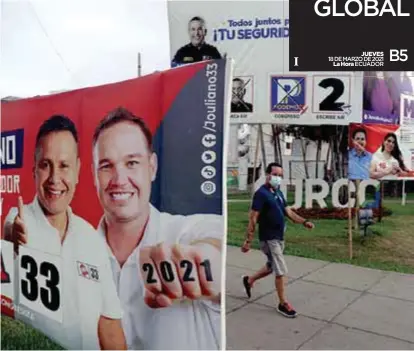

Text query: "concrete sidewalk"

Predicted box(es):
[225, 245, 414, 350]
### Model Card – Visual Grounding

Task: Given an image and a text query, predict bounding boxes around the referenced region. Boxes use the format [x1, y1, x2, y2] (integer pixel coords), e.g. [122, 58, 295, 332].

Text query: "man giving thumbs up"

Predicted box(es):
[3, 115, 126, 350]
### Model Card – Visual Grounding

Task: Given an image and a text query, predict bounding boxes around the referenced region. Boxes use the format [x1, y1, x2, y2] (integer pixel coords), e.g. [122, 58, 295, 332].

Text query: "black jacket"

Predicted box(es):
[172, 43, 222, 65]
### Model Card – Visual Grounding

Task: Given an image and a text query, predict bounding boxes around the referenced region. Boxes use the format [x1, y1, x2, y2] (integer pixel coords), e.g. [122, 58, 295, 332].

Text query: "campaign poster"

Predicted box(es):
[362, 72, 414, 125]
[167, 0, 363, 125]
[1, 58, 232, 350]
[400, 93, 414, 128]
[348, 123, 414, 181]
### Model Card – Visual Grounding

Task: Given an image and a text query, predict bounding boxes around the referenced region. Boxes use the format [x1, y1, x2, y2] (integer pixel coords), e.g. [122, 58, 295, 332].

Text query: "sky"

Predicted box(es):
[2, 0, 413, 99]
[0, 0, 171, 98]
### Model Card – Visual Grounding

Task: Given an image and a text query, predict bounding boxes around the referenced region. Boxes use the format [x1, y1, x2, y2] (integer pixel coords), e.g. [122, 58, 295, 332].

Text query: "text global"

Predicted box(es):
[314, 0, 410, 17]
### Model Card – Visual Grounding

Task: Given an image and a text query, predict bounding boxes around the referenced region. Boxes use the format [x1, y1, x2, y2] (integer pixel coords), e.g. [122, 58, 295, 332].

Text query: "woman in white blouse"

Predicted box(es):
[369, 133, 409, 179]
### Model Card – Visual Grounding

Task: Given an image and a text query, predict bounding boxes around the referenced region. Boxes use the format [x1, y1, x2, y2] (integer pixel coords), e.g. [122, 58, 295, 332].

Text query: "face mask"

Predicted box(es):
[269, 175, 282, 189]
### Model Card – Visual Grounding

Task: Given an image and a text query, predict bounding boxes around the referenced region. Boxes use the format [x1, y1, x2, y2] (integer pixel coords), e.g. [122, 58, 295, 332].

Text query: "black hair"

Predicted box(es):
[381, 133, 407, 171]
[266, 162, 283, 174]
[35, 115, 78, 159]
[352, 128, 367, 139]
[189, 16, 205, 23]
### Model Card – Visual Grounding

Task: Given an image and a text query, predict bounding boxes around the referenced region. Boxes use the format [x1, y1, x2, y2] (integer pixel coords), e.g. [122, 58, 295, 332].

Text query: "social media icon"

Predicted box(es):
[201, 151, 216, 164]
[201, 166, 216, 179]
[201, 181, 216, 195]
[202, 134, 217, 148]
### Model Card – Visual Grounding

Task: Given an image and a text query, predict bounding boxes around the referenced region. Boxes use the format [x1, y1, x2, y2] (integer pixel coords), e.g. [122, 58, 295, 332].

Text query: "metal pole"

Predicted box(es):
[251, 125, 260, 198]
[259, 124, 267, 169]
[348, 179, 353, 260]
[402, 180, 406, 206]
[379, 181, 384, 222]
[354, 179, 360, 231]
[137, 52, 142, 77]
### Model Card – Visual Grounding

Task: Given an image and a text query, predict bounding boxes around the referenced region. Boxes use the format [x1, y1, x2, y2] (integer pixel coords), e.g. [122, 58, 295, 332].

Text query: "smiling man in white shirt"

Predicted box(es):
[3, 115, 126, 350]
[92, 107, 223, 350]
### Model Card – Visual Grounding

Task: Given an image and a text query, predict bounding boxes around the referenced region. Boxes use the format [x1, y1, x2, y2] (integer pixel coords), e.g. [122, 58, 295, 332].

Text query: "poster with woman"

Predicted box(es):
[348, 123, 414, 181]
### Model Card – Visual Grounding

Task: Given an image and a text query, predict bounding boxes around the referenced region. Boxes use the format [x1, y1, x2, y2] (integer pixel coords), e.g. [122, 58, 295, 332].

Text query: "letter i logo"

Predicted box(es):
[1, 252, 11, 283]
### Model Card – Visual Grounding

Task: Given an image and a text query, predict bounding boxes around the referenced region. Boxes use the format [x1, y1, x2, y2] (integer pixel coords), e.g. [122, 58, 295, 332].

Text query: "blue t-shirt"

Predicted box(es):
[251, 185, 287, 241]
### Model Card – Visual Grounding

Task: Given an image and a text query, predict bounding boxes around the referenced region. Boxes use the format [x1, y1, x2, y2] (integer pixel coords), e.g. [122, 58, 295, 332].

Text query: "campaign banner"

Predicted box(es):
[400, 93, 414, 127]
[348, 123, 414, 181]
[1, 58, 232, 350]
[167, 0, 363, 125]
[362, 72, 414, 125]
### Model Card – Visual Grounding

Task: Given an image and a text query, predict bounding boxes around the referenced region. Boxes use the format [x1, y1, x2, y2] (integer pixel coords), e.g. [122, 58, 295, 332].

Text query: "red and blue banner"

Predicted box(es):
[348, 123, 414, 181]
[1, 59, 229, 228]
[1, 58, 232, 350]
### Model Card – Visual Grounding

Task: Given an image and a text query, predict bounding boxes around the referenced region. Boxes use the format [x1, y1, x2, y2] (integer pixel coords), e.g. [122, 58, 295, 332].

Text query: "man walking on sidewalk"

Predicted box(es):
[241, 162, 315, 318]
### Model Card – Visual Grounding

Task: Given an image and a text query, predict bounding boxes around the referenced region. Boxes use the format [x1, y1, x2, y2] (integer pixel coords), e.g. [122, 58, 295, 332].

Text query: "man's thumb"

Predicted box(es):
[17, 196, 24, 220]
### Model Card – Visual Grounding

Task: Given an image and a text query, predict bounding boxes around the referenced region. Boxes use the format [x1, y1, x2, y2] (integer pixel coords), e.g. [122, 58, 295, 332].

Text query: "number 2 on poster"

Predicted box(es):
[313, 76, 351, 113]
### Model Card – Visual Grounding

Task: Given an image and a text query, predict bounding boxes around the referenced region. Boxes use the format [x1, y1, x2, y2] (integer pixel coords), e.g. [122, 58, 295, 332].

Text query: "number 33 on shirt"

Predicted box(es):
[139, 243, 221, 308]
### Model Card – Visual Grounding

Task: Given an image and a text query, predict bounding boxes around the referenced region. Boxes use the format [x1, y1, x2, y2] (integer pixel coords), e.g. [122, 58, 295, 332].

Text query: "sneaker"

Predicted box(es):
[242, 275, 251, 299]
[277, 302, 298, 318]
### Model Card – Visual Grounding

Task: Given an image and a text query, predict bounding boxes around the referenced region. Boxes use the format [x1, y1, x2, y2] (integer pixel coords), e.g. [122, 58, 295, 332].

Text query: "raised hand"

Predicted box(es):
[12, 196, 28, 253]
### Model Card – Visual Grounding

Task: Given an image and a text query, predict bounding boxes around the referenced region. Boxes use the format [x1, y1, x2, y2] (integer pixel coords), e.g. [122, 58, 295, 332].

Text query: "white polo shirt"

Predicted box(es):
[3, 197, 123, 350]
[98, 204, 223, 350]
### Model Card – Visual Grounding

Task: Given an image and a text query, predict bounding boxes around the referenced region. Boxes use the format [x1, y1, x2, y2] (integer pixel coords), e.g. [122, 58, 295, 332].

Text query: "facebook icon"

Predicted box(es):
[270, 76, 306, 113]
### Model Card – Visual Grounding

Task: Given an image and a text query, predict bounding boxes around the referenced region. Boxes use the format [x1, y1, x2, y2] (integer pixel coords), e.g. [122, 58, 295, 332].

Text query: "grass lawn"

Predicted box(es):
[1, 316, 64, 350]
[227, 199, 414, 274]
